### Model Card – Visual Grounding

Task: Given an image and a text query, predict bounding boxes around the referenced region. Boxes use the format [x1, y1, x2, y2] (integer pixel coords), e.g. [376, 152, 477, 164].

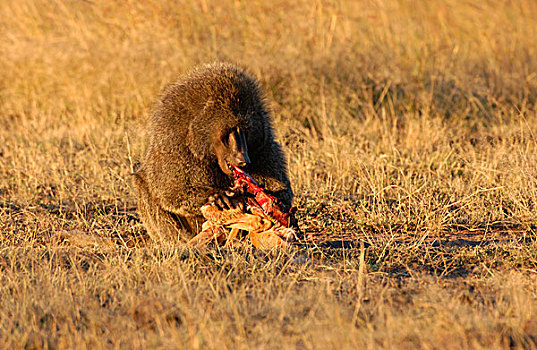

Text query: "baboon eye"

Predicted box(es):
[223, 127, 240, 146]
[221, 130, 231, 145]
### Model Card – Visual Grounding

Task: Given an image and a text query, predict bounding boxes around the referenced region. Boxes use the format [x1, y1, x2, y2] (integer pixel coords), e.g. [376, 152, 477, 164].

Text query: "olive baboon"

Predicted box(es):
[133, 62, 293, 242]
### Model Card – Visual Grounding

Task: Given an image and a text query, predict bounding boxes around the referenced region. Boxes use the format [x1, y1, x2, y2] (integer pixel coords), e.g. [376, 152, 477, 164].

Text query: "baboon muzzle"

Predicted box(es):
[215, 126, 251, 175]
[233, 153, 250, 168]
[229, 127, 250, 168]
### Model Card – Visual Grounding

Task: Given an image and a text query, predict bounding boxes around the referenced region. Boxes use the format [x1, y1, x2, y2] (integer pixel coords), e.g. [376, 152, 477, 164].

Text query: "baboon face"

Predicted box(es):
[213, 126, 251, 176]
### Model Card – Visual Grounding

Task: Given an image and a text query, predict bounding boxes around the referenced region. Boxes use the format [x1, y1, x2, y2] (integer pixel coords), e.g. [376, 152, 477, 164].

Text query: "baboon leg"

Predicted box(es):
[182, 215, 205, 235]
[133, 171, 190, 242]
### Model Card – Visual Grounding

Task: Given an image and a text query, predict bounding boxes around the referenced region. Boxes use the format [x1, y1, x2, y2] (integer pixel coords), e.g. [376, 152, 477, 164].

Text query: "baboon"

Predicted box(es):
[133, 62, 293, 242]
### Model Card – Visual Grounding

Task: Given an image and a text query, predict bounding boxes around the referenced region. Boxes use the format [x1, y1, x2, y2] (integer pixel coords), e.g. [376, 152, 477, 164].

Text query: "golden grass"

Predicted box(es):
[1, 0, 537, 348]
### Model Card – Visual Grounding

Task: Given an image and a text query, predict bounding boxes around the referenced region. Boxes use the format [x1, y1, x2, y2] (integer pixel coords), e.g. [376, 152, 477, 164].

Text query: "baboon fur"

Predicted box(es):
[133, 62, 293, 242]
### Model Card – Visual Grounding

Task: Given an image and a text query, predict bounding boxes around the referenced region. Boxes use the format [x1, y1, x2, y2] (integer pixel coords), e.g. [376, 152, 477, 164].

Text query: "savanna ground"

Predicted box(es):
[1, 0, 537, 348]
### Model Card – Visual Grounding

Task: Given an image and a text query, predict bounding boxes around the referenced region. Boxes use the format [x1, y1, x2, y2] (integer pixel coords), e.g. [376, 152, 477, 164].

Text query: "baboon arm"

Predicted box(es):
[157, 185, 216, 217]
[142, 149, 221, 216]
[261, 178, 293, 207]
[250, 141, 293, 207]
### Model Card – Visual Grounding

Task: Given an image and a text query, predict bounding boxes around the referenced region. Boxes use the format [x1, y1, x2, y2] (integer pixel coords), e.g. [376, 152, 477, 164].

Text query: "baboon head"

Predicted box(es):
[213, 126, 250, 176]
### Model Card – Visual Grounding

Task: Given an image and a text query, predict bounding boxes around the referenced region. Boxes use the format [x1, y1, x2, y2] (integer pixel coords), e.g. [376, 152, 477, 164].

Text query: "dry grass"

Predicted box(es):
[1, 0, 537, 348]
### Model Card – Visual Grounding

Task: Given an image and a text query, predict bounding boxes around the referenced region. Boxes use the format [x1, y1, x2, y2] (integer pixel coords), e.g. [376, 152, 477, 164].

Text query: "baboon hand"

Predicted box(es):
[208, 190, 238, 210]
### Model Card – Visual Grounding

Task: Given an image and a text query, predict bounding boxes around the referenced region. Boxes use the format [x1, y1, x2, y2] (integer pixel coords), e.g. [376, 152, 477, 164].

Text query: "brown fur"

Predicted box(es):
[133, 62, 293, 242]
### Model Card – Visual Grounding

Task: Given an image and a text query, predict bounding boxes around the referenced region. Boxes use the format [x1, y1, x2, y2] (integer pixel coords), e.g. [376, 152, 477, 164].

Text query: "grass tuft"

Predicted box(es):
[2, 0, 537, 348]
